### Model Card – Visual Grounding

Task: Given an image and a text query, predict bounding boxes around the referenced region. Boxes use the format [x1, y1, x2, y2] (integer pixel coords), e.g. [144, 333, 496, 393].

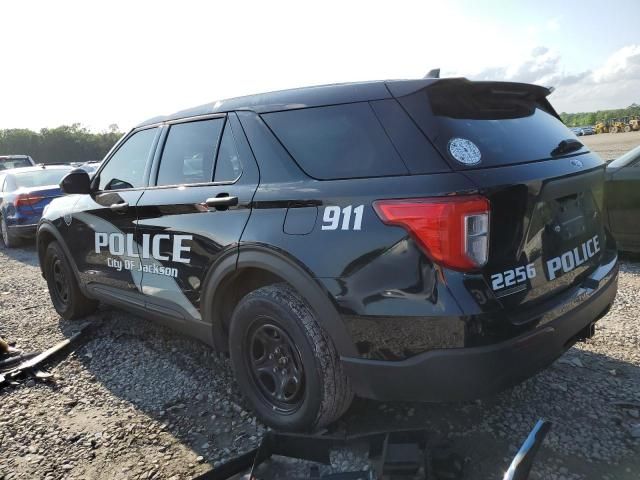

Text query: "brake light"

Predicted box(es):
[373, 195, 490, 271]
[15, 194, 43, 208]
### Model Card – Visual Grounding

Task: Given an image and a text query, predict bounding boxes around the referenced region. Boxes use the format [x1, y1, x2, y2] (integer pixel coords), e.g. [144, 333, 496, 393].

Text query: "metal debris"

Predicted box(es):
[195, 420, 551, 480]
[0, 322, 96, 386]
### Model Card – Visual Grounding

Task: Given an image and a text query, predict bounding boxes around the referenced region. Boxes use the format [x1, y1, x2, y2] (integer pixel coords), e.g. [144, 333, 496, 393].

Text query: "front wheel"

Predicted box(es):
[44, 241, 98, 319]
[229, 284, 353, 431]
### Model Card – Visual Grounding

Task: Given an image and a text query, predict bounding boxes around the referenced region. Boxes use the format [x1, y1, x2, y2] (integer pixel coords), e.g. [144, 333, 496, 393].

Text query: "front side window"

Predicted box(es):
[98, 128, 158, 190]
[156, 118, 225, 186]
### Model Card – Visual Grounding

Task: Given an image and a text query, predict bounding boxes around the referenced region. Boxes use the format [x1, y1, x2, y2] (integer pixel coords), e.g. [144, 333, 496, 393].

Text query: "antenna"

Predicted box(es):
[424, 68, 440, 79]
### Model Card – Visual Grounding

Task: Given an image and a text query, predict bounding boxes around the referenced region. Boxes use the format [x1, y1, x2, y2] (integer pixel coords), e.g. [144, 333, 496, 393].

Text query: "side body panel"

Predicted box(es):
[606, 162, 640, 252]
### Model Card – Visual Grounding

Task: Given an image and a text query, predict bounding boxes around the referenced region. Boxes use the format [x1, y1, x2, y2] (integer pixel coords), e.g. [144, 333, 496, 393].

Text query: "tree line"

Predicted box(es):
[560, 103, 640, 127]
[0, 124, 123, 164]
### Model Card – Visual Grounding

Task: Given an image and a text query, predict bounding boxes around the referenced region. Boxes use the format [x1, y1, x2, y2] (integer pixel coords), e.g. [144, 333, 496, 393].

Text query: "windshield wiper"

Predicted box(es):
[551, 139, 583, 157]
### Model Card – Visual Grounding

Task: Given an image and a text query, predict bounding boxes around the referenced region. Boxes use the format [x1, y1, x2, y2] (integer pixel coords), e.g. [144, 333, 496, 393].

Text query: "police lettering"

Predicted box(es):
[95, 233, 192, 264]
[546, 235, 600, 281]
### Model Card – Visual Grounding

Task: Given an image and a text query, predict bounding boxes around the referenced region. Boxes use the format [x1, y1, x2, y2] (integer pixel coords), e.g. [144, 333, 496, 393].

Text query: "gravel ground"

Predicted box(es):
[581, 130, 640, 162]
[1, 135, 639, 479]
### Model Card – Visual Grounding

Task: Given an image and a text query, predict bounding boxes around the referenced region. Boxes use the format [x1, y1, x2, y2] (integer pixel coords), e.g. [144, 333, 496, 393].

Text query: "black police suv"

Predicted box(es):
[37, 78, 618, 431]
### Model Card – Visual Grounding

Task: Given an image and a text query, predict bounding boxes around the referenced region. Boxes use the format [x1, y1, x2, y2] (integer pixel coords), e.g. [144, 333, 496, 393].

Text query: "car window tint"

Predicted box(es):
[214, 123, 242, 182]
[99, 128, 157, 190]
[157, 119, 224, 186]
[263, 103, 408, 180]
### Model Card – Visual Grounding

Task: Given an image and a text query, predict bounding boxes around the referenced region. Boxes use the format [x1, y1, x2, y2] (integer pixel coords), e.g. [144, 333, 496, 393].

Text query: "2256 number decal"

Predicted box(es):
[491, 263, 536, 291]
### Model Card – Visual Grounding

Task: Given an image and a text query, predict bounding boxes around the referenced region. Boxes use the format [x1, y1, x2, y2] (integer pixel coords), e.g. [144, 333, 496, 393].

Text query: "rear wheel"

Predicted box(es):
[44, 241, 98, 319]
[229, 283, 353, 431]
[0, 215, 20, 248]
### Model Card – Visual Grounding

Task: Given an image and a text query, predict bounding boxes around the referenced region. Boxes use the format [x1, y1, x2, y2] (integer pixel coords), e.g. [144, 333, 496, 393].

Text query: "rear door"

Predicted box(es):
[68, 127, 160, 294]
[391, 79, 608, 310]
[135, 113, 259, 322]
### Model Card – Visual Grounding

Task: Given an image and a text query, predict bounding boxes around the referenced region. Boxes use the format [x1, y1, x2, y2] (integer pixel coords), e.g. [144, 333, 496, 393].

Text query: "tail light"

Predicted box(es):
[15, 194, 43, 208]
[373, 195, 490, 271]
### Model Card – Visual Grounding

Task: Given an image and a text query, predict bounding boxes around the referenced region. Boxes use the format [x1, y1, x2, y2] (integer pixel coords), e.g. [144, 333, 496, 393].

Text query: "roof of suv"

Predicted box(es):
[137, 79, 443, 127]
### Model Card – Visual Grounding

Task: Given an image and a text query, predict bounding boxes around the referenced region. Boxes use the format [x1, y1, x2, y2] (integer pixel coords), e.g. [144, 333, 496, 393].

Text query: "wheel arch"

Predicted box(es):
[36, 223, 82, 285]
[201, 244, 357, 357]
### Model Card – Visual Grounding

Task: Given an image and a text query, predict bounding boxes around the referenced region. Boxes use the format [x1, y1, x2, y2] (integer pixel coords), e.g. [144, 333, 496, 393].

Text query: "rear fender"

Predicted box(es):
[201, 244, 358, 357]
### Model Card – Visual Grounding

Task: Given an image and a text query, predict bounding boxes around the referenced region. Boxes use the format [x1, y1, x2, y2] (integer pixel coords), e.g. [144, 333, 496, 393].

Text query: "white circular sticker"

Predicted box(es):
[448, 138, 481, 165]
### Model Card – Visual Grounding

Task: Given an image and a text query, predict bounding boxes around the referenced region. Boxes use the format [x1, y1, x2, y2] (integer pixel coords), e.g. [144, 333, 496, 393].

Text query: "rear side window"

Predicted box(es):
[157, 118, 225, 186]
[214, 123, 242, 182]
[263, 103, 408, 180]
[99, 128, 158, 190]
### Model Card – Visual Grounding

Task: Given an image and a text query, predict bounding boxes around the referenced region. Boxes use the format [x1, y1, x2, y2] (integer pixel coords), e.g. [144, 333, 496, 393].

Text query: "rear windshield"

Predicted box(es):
[0, 157, 32, 170]
[14, 169, 71, 188]
[398, 80, 587, 169]
[263, 103, 409, 180]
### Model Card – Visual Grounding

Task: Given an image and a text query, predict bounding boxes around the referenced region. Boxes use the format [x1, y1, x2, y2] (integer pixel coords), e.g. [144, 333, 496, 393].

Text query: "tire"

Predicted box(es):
[44, 241, 98, 320]
[0, 215, 21, 248]
[229, 283, 353, 432]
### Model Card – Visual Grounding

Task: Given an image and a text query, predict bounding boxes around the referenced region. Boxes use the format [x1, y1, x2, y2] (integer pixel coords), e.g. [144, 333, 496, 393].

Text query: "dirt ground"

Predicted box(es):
[581, 130, 640, 161]
[0, 133, 639, 480]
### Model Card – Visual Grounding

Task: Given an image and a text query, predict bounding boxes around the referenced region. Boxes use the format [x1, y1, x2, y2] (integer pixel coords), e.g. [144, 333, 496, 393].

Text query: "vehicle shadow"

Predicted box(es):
[51, 303, 640, 480]
[0, 240, 40, 267]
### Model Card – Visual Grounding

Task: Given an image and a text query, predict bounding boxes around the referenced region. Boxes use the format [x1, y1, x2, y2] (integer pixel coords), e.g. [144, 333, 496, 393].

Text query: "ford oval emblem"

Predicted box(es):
[570, 159, 583, 168]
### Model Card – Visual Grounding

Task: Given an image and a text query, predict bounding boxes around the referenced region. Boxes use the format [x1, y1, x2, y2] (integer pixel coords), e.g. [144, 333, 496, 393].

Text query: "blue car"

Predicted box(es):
[0, 165, 73, 247]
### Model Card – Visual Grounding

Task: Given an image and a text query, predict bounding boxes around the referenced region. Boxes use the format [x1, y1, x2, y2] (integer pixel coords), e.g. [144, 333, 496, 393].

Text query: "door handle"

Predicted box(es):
[205, 195, 238, 209]
[110, 202, 129, 213]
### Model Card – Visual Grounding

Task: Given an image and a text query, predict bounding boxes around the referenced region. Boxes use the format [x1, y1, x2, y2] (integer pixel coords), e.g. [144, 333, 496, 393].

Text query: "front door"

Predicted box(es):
[135, 113, 259, 322]
[67, 126, 160, 294]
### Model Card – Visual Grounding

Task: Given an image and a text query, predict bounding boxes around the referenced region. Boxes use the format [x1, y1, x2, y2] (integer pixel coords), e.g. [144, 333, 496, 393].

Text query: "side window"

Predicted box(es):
[214, 123, 242, 182]
[262, 103, 408, 180]
[99, 128, 158, 190]
[156, 118, 225, 186]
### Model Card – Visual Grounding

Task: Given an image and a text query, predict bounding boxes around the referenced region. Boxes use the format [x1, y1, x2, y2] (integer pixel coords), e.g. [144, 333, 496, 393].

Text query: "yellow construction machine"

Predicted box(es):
[595, 120, 609, 134]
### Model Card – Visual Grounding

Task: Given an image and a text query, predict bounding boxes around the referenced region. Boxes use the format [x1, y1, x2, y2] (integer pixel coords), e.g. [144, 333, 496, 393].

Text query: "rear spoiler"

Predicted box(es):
[386, 78, 561, 120]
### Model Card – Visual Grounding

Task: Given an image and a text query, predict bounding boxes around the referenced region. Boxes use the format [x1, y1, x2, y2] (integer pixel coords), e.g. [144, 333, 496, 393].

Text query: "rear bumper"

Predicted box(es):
[341, 253, 618, 402]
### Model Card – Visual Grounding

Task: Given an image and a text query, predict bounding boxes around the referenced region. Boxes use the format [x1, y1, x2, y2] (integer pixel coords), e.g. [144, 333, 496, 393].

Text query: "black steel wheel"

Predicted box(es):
[44, 241, 98, 320]
[229, 283, 353, 432]
[246, 321, 305, 412]
[50, 255, 71, 307]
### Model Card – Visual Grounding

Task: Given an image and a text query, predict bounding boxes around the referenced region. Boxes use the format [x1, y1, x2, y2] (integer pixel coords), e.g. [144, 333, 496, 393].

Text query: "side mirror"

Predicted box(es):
[60, 169, 91, 194]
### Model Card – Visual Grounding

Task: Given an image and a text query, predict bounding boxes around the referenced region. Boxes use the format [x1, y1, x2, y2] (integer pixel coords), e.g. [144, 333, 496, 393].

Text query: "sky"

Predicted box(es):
[1, 0, 639, 132]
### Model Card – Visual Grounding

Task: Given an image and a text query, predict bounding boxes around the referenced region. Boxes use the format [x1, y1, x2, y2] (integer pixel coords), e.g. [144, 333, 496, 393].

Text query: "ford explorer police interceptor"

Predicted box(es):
[37, 78, 619, 431]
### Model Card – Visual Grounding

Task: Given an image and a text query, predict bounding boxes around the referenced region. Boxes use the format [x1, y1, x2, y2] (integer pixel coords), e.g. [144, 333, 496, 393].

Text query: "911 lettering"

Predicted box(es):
[322, 205, 364, 231]
[94, 232, 192, 264]
[545, 235, 600, 281]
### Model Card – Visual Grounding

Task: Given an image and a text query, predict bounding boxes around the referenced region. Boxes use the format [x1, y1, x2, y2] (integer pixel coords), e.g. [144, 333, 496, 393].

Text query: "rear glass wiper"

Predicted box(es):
[551, 139, 583, 157]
